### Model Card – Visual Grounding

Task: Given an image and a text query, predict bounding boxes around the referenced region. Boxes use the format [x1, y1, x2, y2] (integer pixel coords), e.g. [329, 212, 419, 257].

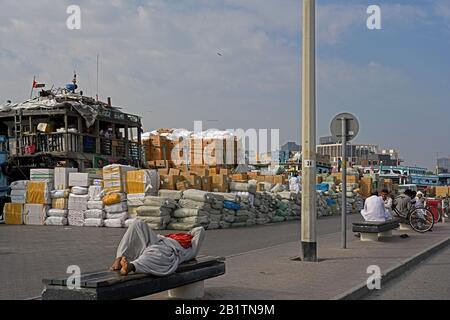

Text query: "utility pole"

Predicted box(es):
[301, 0, 317, 262]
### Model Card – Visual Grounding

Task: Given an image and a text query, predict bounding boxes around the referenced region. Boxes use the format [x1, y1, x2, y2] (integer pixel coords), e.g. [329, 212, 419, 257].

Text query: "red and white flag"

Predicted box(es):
[32, 80, 45, 88]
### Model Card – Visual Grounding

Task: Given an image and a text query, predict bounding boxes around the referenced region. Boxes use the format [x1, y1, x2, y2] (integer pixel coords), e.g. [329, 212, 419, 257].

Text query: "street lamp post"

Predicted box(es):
[301, 0, 317, 262]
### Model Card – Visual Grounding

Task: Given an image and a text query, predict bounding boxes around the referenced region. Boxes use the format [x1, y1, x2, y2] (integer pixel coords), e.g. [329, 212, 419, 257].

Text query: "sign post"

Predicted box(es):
[331, 113, 359, 249]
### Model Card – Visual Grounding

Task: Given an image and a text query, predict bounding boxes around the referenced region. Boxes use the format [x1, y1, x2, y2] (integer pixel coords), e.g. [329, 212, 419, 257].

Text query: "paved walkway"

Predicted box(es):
[366, 245, 450, 300]
[1, 217, 449, 300]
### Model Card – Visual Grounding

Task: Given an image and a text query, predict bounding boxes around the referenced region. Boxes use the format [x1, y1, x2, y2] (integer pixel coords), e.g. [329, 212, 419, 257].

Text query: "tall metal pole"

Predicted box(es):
[301, 0, 317, 262]
[341, 118, 347, 249]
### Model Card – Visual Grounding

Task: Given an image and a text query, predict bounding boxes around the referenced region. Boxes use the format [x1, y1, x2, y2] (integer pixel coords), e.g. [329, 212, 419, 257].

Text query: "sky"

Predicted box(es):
[1, 0, 450, 170]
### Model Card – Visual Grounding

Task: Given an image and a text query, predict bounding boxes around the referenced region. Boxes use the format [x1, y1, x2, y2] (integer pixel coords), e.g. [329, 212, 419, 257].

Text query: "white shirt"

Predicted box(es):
[289, 176, 300, 192]
[361, 195, 390, 222]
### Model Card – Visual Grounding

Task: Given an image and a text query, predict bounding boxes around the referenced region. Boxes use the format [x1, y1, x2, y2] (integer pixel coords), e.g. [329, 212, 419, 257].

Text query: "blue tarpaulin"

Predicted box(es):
[316, 183, 329, 192]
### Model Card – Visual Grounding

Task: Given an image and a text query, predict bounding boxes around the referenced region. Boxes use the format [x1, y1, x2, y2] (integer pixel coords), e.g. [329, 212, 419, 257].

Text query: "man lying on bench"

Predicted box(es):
[109, 220, 206, 276]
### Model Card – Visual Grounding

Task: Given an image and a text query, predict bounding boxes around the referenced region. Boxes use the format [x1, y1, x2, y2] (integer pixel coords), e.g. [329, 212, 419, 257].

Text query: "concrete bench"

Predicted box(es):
[41, 255, 225, 300]
[352, 218, 401, 242]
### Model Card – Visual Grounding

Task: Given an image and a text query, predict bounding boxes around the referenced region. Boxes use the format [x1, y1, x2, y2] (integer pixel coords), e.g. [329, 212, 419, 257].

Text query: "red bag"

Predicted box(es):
[165, 233, 194, 249]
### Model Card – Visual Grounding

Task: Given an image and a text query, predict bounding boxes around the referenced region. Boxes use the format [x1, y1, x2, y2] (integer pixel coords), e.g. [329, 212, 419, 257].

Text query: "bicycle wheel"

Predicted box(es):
[409, 207, 434, 233]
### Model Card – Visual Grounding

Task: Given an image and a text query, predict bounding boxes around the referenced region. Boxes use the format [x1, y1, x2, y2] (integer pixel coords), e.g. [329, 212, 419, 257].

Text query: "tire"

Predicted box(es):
[409, 207, 434, 233]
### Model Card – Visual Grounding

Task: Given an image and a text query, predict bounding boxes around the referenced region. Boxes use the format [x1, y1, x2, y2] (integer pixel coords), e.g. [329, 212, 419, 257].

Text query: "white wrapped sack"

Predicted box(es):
[127, 193, 146, 207]
[84, 218, 104, 227]
[84, 209, 105, 219]
[104, 219, 124, 228]
[87, 200, 104, 210]
[68, 210, 84, 226]
[88, 186, 104, 201]
[173, 208, 209, 218]
[51, 189, 70, 199]
[106, 212, 129, 221]
[125, 218, 137, 228]
[11, 189, 26, 197]
[105, 202, 128, 214]
[10, 180, 28, 190]
[45, 217, 68, 226]
[158, 190, 183, 200]
[71, 186, 89, 195]
[68, 194, 89, 211]
[182, 189, 212, 203]
[47, 209, 68, 218]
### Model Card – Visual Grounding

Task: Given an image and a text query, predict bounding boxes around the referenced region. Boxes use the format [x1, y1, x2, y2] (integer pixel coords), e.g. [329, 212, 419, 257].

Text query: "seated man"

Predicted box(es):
[110, 220, 205, 276]
[361, 191, 391, 222]
[380, 189, 393, 220]
[394, 189, 414, 218]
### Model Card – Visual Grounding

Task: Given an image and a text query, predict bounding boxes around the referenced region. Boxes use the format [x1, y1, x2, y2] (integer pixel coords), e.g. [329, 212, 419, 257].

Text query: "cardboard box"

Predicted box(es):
[185, 175, 202, 190]
[54, 168, 78, 190]
[211, 174, 229, 192]
[316, 176, 323, 184]
[274, 175, 287, 185]
[360, 177, 373, 198]
[220, 169, 231, 176]
[248, 172, 261, 179]
[37, 123, 52, 134]
[176, 180, 190, 191]
[169, 168, 181, 176]
[232, 173, 248, 182]
[160, 175, 184, 190]
[4, 203, 23, 225]
[202, 176, 212, 192]
[158, 168, 170, 175]
[69, 173, 90, 187]
[209, 168, 219, 176]
[264, 176, 275, 184]
[436, 186, 450, 197]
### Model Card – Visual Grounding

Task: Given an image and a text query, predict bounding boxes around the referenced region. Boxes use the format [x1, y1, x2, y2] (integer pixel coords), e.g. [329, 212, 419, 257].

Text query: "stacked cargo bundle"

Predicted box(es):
[30, 169, 55, 189]
[158, 190, 183, 201]
[103, 193, 129, 228]
[3, 203, 24, 225]
[46, 189, 70, 226]
[68, 172, 90, 227]
[84, 185, 105, 227]
[168, 190, 213, 231]
[10, 180, 28, 204]
[126, 169, 160, 224]
[136, 196, 177, 230]
[25, 181, 51, 225]
[102, 164, 135, 195]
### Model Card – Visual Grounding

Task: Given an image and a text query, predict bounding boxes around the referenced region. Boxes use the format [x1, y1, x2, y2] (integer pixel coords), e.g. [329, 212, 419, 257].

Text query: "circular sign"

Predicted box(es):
[330, 113, 359, 142]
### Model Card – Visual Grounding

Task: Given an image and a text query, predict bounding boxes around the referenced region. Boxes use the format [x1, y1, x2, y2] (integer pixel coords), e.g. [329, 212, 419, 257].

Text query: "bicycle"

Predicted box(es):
[392, 202, 435, 233]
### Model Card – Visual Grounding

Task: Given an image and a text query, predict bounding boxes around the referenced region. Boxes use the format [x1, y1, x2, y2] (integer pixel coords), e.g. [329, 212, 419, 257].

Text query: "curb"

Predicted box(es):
[331, 236, 450, 300]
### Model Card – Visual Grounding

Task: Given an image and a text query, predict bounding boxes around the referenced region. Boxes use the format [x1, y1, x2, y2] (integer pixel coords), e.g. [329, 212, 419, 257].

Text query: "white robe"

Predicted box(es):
[116, 220, 205, 276]
[361, 196, 391, 222]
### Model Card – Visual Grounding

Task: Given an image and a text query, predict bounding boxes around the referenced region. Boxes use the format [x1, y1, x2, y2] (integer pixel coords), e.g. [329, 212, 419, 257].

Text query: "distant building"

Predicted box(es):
[316, 143, 379, 168]
[280, 142, 301, 152]
[438, 157, 450, 173]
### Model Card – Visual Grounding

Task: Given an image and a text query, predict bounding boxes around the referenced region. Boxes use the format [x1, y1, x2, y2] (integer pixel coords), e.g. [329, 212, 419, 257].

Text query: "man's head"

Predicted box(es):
[371, 190, 379, 197]
[416, 191, 424, 199]
[404, 189, 414, 198]
[381, 189, 390, 200]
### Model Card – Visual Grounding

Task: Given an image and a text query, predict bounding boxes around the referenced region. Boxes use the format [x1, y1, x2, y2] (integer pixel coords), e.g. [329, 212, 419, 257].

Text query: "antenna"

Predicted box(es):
[96, 54, 99, 101]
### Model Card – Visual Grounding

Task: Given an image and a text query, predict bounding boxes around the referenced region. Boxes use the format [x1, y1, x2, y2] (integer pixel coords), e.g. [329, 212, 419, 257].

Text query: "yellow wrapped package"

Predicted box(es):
[4, 203, 24, 225]
[52, 198, 69, 210]
[126, 170, 149, 194]
[103, 164, 135, 194]
[26, 182, 51, 204]
[103, 193, 123, 205]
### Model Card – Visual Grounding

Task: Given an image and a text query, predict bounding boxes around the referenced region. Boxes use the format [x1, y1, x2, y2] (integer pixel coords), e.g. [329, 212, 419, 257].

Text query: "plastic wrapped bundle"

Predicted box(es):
[144, 196, 177, 209]
[87, 200, 104, 210]
[71, 186, 89, 195]
[68, 210, 84, 226]
[182, 189, 213, 203]
[178, 199, 212, 210]
[68, 194, 89, 211]
[103, 193, 126, 205]
[45, 217, 68, 226]
[104, 219, 124, 228]
[52, 198, 69, 210]
[84, 218, 104, 227]
[127, 193, 146, 207]
[84, 209, 105, 219]
[10, 180, 28, 190]
[158, 190, 183, 201]
[47, 209, 68, 218]
[26, 182, 51, 204]
[105, 202, 128, 214]
[126, 170, 160, 195]
[51, 189, 70, 199]
[136, 206, 172, 217]
[88, 186, 104, 201]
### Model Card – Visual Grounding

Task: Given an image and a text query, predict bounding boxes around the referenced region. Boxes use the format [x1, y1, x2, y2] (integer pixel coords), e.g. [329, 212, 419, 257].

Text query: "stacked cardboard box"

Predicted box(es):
[54, 168, 78, 190]
[436, 186, 450, 197]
